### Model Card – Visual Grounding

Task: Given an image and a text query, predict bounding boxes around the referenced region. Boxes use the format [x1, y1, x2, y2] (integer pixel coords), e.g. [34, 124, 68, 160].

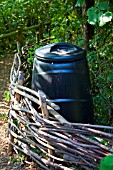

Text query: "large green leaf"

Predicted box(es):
[100, 154, 113, 170]
[87, 12, 98, 25]
[5, 90, 10, 101]
[99, 12, 113, 26]
[87, 2, 112, 26]
[87, 7, 98, 25]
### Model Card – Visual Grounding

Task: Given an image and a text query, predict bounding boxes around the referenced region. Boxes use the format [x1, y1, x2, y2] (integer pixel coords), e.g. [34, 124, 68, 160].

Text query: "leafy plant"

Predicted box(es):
[27, 44, 40, 64]
[87, 2, 112, 26]
[100, 154, 113, 170]
[10, 154, 25, 164]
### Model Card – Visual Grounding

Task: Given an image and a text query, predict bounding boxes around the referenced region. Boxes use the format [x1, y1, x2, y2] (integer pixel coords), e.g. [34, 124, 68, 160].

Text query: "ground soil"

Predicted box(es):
[0, 55, 14, 170]
[0, 55, 39, 170]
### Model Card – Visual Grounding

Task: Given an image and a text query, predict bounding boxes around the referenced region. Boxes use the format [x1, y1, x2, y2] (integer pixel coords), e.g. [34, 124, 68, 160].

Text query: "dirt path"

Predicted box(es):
[0, 55, 12, 104]
[0, 55, 13, 169]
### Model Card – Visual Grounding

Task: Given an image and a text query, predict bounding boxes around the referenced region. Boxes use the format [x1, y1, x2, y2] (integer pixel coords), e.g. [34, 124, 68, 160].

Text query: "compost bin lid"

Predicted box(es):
[35, 42, 86, 62]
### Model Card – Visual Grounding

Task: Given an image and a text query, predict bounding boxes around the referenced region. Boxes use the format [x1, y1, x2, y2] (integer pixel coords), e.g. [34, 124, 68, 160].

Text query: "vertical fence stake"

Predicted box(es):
[8, 71, 25, 156]
[17, 29, 23, 56]
[38, 90, 54, 170]
[7, 123, 14, 156]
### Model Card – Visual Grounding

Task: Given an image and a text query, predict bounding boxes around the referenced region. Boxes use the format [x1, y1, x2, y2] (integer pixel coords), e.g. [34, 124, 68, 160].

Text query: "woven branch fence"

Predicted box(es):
[7, 43, 113, 170]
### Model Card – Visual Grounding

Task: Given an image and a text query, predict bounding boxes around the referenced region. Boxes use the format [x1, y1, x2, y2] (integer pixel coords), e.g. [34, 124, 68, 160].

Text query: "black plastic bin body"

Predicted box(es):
[32, 42, 93, 123]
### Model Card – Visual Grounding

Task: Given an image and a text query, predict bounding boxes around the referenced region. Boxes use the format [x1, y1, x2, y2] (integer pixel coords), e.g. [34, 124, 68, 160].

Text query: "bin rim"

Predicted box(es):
[35, 42, 86, 62]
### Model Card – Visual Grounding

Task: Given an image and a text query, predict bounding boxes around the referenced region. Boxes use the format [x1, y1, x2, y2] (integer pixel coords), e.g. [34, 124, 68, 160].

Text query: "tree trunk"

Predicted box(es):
[82, 0, 94, 51]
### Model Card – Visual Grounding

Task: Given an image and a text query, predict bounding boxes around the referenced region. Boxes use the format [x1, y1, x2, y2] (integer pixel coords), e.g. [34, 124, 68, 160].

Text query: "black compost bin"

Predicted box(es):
[32, 42, 93, 123]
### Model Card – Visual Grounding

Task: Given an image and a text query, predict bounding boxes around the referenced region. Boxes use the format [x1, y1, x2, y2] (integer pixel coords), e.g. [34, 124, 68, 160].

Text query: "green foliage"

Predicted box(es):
[0, 0, 50, 54]
[1, 113, 8, 121]
[27, 44, 40, 64]
[107, 69, 113, 83]
[100, 154, 113, 170]
[10, 154, 25, 164]
[94, 137, 109, 146]
[10, 157, 21, 163]
[87, 2, 113, 26]
[75, 0, 85, 7]
[27, 47, 35, 64]
[87, 22, 113, 125]
[5, 90, 10, 101]
[49, 0, 84, 44]
[13, 119, 18, 126]
[99, 11, 112, 26]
